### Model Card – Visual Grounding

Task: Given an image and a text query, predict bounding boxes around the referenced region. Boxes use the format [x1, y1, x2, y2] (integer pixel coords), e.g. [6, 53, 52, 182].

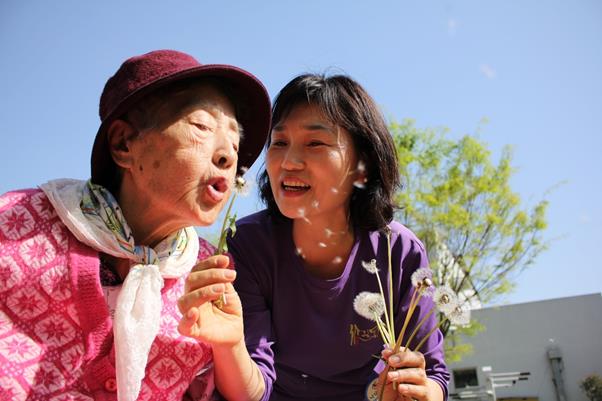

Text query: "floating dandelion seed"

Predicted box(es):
[297, 207, 311, 223]
[318, 242, 327, 248]
[311, 200, 319, 209]
[357, 160, 366, 173]
[433, 285, 458, 314]
[331, 187, 339, 194]
[353, 180, 366, 189]
[332, 256, 343, 264]
[295, 247, 303, 256]
[361, 259, 379, 274]
[324, 228, 333, 238]
[353, 292, 385, 321]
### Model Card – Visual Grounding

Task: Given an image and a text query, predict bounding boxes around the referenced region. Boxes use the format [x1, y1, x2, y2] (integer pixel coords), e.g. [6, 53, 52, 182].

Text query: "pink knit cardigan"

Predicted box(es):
[0, 189, 216, 401]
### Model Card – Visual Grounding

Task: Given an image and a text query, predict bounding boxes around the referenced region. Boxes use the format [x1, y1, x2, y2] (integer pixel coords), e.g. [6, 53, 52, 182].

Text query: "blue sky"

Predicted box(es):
[1, 0, 600, 306]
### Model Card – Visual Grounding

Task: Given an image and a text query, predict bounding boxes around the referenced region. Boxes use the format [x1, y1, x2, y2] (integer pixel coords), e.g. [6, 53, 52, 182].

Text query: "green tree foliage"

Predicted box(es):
[581, 374, 602, 401]
[391, 120, 549, 354]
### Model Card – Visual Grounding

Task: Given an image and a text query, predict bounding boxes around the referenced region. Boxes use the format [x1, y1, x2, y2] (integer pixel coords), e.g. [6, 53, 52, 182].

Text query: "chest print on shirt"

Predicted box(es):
[349, 323, 380, 346]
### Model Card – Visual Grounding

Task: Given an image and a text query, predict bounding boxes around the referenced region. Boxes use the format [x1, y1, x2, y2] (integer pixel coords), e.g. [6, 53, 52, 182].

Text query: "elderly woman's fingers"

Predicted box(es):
[178, 306, 201, 337]
[178, 280, 229, 314]
[190, 254, 231, 273]
[184, 266, 237, 293]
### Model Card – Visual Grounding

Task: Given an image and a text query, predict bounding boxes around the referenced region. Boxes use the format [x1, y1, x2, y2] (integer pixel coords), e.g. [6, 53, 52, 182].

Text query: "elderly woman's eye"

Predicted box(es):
[193, 123, 210, 131]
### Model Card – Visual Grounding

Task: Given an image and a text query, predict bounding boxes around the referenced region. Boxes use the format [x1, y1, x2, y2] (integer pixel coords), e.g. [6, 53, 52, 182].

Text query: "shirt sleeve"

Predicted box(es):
[393, 231, 450, 400]
[227, 230, 276, 401]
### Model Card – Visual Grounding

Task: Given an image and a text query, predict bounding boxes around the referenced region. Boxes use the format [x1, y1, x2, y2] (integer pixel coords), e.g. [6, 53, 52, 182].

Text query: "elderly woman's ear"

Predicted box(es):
[107, 119, 139, 170]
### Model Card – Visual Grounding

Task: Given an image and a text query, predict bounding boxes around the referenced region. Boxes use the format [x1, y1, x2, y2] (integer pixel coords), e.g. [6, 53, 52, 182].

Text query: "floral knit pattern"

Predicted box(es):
[0, 189, 216, 401]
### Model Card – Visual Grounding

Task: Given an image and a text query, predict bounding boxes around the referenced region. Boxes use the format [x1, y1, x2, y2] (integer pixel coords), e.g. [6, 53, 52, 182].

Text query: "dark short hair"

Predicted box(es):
[102, 77, 242, 197]
[258, 73, 400, 231]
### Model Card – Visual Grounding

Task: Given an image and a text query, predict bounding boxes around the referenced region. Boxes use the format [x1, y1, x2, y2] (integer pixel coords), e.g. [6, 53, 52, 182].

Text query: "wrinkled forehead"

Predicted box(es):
[139, 79, 243, 133]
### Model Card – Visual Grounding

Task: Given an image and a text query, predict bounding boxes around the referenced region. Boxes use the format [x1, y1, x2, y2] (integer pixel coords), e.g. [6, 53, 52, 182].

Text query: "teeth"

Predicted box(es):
[282, 179, 310, 189]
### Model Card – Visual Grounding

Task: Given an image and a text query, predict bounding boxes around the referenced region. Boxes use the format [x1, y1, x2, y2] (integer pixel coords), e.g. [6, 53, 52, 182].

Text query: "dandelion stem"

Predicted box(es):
[373, 264, 393, 346]
[403, 307, 435, 351]
[373, 314, 392, 345]
[386, 230, 395, 347]
[216, 193, 237, 255]
[414, 319, 443, 353]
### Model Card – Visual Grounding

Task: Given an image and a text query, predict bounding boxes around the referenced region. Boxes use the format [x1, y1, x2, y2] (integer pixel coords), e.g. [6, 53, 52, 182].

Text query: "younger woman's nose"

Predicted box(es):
[281, 147, 304, 170]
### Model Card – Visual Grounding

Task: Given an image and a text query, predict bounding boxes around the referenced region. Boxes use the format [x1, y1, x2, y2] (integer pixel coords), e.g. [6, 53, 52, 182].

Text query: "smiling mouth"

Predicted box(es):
[282, 179, 310, 192]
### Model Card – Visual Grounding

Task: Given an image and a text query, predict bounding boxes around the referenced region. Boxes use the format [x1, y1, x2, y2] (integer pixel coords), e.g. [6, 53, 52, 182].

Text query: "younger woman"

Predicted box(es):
[179, 74, 449, 401]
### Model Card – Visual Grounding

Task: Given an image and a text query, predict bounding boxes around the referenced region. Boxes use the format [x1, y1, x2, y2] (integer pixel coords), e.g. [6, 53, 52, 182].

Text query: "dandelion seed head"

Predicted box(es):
[234, 176, 251, 196]
[353, 292, 385, 321]
[448, 304, 471, 326]
[411, 267, 433, 289]
[433, 285, 458, 314]
[361, 259, 379, 274]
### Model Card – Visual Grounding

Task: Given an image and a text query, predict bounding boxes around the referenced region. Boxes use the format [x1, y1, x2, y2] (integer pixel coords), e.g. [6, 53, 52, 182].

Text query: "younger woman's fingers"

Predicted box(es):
[395, 383, 428, 401]
[387, 368, 427, 384]
[382, 350, 425, 369]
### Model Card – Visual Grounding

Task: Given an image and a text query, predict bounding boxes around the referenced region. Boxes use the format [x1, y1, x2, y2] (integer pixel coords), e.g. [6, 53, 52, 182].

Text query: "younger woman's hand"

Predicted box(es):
[377, 348, 439, 401]
[177, 254, 243, 347]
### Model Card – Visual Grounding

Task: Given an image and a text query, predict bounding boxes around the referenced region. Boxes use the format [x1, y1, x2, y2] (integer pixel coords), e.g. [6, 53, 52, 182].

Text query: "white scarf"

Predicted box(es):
[40, 179, 199, 401]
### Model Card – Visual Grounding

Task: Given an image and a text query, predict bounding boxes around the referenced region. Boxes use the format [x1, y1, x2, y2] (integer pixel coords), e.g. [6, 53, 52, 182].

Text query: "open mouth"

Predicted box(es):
[208, 177, 228, 193]
[281, 178, 310, 192]
[205, 177, 228, 203]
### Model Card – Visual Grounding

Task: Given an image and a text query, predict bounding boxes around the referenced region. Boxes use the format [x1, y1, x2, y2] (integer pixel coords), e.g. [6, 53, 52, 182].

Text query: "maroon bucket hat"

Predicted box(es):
[91, 49, 271, 186]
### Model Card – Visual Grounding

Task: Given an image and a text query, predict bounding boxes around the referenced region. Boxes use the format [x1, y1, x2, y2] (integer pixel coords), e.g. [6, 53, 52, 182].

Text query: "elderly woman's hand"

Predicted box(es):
[177, 254, 243, 347]
[376, 348, 443, 401]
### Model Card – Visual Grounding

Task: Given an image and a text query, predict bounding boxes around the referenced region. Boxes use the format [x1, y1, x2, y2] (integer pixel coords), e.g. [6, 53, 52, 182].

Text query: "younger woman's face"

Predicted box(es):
[266, 103, 364, 224]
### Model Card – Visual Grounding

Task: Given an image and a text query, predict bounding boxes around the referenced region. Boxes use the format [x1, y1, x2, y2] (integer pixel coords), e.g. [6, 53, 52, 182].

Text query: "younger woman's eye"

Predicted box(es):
[308, 140, 325, 147]
[270, 140, 287, 147]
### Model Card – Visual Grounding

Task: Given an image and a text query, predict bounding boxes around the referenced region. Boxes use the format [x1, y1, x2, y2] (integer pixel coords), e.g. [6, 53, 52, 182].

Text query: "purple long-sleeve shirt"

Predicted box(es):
[228, 211, 449, 400]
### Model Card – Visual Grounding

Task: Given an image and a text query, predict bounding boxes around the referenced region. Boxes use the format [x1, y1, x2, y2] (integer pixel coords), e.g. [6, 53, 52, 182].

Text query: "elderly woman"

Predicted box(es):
[0, 50, 270, 401]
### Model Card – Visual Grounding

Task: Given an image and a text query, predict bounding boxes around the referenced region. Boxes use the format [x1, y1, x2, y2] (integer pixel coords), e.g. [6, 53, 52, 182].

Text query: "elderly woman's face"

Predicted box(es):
[126, 84, 240, 228]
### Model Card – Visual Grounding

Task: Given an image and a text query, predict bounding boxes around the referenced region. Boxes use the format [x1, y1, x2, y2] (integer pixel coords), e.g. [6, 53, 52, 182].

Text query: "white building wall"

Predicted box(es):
[448, 293, 602, 401]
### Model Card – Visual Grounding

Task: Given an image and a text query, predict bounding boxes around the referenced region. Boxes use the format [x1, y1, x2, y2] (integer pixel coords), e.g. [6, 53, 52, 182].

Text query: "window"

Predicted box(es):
[453, 368, 479, 388]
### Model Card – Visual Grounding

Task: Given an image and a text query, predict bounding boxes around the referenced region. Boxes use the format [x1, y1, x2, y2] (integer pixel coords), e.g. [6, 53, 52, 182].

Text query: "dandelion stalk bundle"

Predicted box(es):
[352, 226, 470, 401]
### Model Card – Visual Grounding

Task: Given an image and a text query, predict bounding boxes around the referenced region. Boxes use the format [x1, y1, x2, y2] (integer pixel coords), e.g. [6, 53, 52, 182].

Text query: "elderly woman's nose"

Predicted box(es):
[212, 140, 237, 169]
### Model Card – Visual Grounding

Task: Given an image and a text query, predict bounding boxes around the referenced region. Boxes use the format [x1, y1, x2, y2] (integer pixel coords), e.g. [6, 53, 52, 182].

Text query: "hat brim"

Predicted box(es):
[91, 64, 270, 187]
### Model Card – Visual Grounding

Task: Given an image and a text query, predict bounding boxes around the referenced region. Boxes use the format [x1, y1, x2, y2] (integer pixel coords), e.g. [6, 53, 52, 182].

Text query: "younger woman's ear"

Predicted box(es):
[107, 119, 138, 169]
